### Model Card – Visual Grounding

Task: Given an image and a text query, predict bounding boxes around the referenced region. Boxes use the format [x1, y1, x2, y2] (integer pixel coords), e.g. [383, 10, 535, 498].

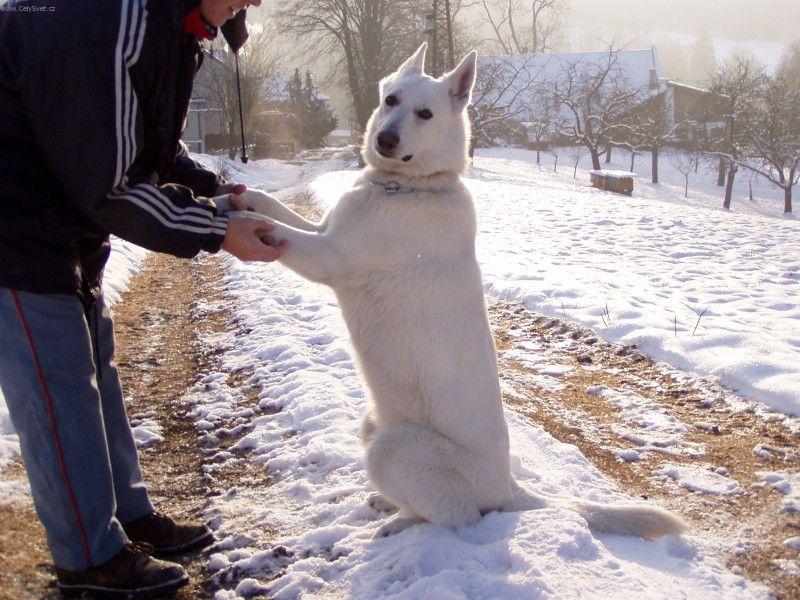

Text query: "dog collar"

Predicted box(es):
[371, 181, 418, 195]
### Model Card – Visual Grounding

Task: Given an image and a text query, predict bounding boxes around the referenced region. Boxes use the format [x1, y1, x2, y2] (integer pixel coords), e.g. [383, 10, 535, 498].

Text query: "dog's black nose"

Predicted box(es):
[377, 130, 400, 153]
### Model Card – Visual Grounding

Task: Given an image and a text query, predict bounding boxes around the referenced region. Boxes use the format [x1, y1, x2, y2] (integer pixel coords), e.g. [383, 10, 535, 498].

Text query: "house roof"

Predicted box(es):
[476, 47, 663, 120]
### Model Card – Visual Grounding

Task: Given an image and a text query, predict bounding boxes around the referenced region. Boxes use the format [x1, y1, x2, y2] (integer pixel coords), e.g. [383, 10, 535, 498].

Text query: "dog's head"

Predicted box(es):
[362, 44, 477, 177]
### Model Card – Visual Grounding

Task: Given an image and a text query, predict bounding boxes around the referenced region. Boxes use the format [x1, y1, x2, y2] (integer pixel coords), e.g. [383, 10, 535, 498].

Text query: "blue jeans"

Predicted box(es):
[0, 289, 153, 570]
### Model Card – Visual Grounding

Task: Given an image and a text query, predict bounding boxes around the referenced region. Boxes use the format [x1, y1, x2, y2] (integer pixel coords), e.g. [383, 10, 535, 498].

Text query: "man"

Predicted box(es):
[0, 0, 272, 596]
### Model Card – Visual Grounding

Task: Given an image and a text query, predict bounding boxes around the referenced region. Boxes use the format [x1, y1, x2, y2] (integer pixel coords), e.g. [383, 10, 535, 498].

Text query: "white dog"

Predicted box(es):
[224, 44, 686, 540]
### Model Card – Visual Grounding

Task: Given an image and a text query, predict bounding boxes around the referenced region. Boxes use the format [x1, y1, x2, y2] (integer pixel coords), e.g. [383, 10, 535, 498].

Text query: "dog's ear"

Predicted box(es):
[397, 43, 428, 76]
[442, 51, 477, 113]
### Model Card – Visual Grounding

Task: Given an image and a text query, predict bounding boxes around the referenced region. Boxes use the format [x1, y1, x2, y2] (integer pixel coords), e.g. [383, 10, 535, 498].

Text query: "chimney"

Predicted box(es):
[649, 69, 658, 89]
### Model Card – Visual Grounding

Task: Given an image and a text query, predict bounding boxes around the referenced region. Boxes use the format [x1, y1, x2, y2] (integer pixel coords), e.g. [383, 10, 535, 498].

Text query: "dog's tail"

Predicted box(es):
[504, 483, 687, 541]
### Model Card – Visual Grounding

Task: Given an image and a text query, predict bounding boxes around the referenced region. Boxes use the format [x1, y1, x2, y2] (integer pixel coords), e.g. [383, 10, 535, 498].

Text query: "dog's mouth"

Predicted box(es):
[375, 145, 414, 163]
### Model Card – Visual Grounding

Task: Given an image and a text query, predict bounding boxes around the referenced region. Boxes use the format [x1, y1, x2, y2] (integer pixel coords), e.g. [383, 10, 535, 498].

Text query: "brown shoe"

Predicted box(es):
[56, 542, 188, 598]
[123, 510, 214, 557]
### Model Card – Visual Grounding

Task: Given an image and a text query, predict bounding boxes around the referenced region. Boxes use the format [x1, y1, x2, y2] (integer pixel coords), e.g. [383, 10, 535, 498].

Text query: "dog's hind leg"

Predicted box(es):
[366, 425, 482, 530]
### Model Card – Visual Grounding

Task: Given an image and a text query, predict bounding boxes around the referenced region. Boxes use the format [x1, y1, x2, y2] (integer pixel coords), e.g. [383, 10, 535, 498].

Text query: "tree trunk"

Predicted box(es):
[723, 165, 736, 209]
[684, 173, 688, 198]
[590, 148, 601, 170]
[785, 185, 793, 214]
[605, 145, 612, 164]
[573, 159, 579, 178]
[536, 147, 541, 164]
[554, 156, 558, 172]
[717, 157, 726, 187]
[651, 148, 659, 184]
[630, 152, 635, 171]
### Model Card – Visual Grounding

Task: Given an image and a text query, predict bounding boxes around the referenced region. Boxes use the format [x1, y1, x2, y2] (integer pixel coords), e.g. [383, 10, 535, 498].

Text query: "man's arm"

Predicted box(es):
[17, 7, 228, 258]
[167, 141, 226, 199]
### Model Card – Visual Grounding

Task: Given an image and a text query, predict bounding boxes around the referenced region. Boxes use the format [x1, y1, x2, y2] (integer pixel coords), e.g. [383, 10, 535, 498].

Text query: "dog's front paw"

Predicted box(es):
[367, 492, 398, 513]
[373, 517, 422, 539]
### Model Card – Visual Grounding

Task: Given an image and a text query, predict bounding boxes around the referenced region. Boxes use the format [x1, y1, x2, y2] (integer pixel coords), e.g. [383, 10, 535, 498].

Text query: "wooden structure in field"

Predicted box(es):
[589, 170, 635, 196]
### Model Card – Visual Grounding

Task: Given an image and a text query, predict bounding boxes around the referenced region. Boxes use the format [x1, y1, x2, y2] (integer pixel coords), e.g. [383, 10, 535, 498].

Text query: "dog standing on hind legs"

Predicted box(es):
[221, 44, 687, 541]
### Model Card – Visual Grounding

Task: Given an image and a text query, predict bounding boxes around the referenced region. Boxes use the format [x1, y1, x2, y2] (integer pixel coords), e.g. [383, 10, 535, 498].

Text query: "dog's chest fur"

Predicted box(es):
[321, 178, 505, 447]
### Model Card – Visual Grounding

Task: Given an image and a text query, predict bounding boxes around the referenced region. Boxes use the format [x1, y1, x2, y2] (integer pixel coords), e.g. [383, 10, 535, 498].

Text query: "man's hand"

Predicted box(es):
[211, 186, 255, 214]
[216, 182, 247, 197]
[221, 194, 286, 262]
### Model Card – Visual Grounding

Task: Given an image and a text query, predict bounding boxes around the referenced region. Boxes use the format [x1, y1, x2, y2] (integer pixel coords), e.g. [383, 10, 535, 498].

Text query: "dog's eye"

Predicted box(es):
[385, 95, 398, 107]
[417, 108, 433, 120]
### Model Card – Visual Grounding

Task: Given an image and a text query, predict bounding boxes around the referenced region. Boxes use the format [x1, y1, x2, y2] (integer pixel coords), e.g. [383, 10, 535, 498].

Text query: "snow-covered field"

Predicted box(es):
[190, 148, 800, 598]
[0, 239, 149, 475]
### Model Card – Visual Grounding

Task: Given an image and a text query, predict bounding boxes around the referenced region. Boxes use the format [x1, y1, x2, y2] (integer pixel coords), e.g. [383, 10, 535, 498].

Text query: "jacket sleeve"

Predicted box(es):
[167, 141, 226, 198]
[16, 10, 228, 258]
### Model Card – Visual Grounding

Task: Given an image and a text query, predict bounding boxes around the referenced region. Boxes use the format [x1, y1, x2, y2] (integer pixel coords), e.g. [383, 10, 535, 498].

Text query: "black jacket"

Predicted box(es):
[0, 0, 232, 302]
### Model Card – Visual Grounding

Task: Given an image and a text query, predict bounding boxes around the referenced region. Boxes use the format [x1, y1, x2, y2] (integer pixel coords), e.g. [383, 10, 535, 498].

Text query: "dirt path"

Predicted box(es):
[0, 252, 267, 599]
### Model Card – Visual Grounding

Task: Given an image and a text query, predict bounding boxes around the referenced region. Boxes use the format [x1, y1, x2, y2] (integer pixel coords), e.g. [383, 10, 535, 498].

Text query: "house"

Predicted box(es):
[183, 97, 226, 154]
[325, 129, 356, 147]
[182, 47, 297, 158]
[661, 81, 725, 144]
[475, 47, 719, 147]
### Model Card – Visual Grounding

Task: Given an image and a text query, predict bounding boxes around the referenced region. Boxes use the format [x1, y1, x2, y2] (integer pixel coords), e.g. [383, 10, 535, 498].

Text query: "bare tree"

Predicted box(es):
[565, 143, 586, 178]
[197, 30, 283, 157]
[706, 56, 764, 210]
[669, 149, 702, 198]
[740, 72, 800, 213]
[470, 54, 541, 146]
[521, 89, 558, 164]
[274, 0, 423, 132]
[618, 95, 683, 184]
[469, 0, 565, 54]
[546, 48, 643, 170]
[550, 146, 560, 172]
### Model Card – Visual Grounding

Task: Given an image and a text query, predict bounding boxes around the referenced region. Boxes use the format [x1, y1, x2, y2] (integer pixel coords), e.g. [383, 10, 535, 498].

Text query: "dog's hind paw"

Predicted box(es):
[373, 517, 422, 539]
[367, 493, 398, 513]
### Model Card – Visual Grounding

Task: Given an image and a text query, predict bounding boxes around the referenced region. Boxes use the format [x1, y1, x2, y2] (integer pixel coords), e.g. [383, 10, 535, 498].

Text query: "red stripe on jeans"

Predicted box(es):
[10, 291, 94, 568]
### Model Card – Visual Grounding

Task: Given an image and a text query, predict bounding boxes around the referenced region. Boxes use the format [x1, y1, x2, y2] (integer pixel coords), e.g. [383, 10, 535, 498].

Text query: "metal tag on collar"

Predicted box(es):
[384, 181, 401, 194]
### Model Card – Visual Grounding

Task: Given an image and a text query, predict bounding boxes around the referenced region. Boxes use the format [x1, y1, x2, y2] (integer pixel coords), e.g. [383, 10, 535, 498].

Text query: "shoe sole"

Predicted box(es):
[57, 574, 189, 598]
[152, 531, 215, 557]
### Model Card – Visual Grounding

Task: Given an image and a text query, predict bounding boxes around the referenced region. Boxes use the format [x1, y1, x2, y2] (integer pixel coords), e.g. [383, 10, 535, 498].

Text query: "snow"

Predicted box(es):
[654, 463, 741, 496]
[470, 147, 800, 415]
[130, 411, 165, 449]
[759, 472, 800, 514]
[587, 385, 702, 460]
[187, 155, 783, 598]
[0, 238, 149, 475]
